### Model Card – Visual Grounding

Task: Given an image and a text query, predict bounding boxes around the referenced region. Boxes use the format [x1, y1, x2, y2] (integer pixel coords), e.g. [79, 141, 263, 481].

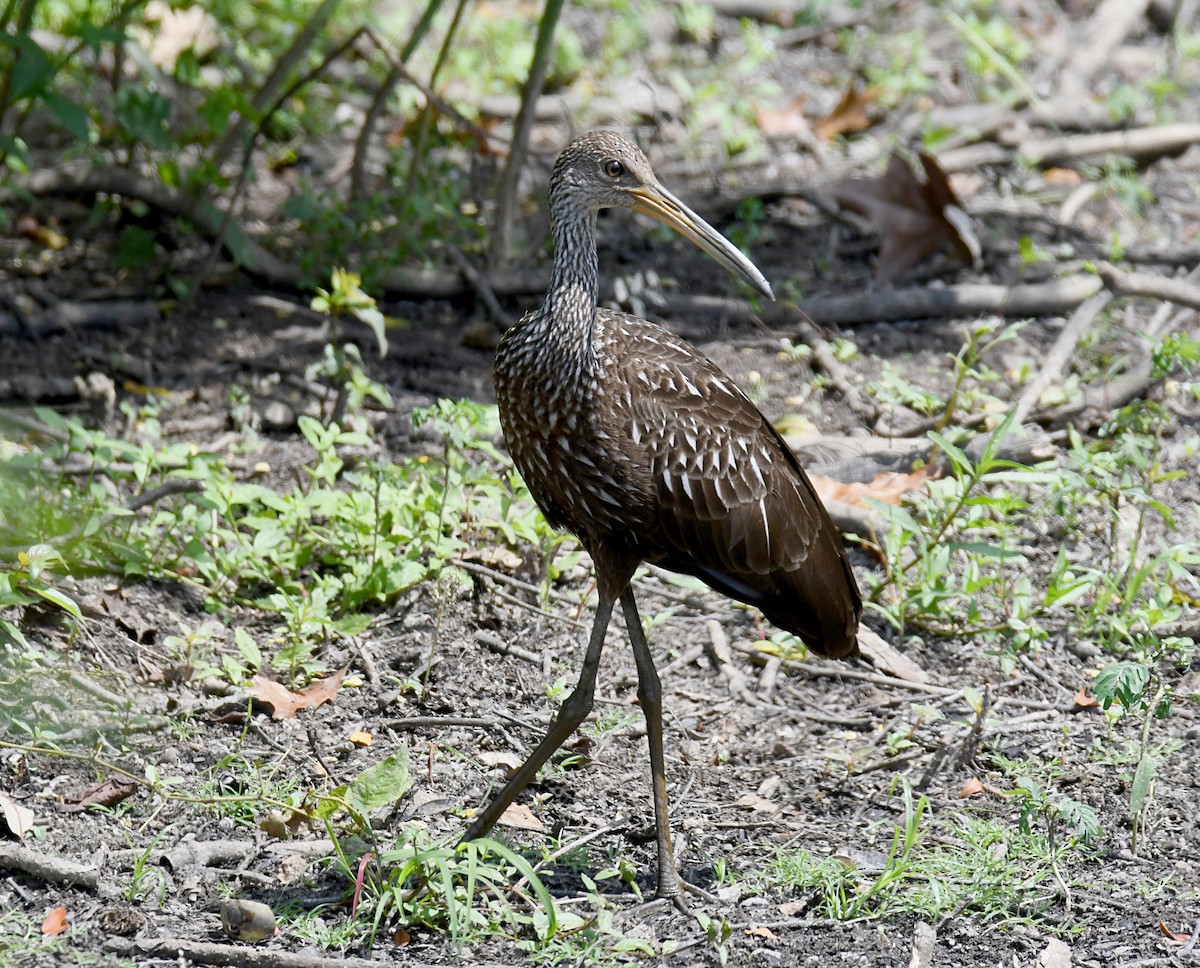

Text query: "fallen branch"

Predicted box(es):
[1097, 261, 1200, 311]
[939, 123, 1200, 172]
[0, 842, 100, 889]
[102, 938, 415, 968]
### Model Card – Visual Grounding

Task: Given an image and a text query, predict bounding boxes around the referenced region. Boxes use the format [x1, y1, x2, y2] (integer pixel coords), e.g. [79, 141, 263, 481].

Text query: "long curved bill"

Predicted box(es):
[628, 183, 775, 301]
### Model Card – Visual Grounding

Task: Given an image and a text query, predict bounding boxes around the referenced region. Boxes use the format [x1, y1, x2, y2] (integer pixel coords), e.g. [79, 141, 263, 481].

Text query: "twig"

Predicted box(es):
[1098, 261, 1200, 311]
[350, 8, 440, 202]
[1010, 289, 1114, 425]
[938, 123, 1200, 171]
[67, 672, 130, 709]
[122, 478, 205, 514]
[511, 813, 635, 894]
[791, 314, 879, 423]
[445, 244, 515, 327]
[705, 619, 759, 706]
[209, 0, 340, 171]
[383, 716, 498, 730]
[489, 0, 566, 267]
[103, 937, 460, 968]
[477, 629, 546, 665]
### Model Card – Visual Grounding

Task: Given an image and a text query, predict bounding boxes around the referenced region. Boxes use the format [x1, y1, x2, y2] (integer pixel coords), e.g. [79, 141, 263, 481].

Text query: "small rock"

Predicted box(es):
[259, 400, 295, 432]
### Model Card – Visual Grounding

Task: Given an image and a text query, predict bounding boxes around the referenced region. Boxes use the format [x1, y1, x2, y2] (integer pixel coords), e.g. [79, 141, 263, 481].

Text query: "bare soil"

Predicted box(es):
[3, 2, 1200, 967]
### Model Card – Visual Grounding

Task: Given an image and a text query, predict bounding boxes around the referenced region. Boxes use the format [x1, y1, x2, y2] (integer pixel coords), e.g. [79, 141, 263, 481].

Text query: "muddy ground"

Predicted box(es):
[3, 1, 1200, 966]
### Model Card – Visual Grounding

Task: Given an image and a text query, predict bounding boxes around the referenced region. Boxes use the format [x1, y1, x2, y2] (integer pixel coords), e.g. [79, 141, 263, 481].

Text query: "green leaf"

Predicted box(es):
[42, 92, 90, 142]
[346, 752, 412, 816]
[1094, 660, 1150, 710]
[1, 34, 52, 98]
[1129, 752, 1158, 818]
[31, 584, 81, 618]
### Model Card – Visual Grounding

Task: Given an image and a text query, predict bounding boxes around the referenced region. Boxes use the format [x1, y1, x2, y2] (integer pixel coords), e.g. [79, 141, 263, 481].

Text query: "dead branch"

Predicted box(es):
[939, 123, 1200, 172]
[0, 842, 100, 889]
[1097, 262, 1200, 311]
[103, 938, 420, 968]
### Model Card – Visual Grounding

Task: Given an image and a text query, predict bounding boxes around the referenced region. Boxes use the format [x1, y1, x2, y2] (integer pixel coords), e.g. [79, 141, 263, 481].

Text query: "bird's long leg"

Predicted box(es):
[460, 595, 615, 844]
[619, 587, 684, 907]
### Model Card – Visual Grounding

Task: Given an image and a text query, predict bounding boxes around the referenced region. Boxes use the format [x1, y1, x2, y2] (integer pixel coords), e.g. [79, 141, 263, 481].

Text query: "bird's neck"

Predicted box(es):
[540, 205, 600, 355]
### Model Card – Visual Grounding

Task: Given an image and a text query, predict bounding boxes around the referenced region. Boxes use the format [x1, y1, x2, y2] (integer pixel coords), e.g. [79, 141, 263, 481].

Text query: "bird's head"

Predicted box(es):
[550, 131, 775, 302]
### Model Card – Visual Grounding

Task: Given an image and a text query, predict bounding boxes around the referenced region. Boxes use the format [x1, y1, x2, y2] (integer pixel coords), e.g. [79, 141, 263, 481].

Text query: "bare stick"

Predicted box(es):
[1010, 289, 1114, 426]
[103, 937, 447, 968]
[1097, 261, 1200, 311]
[0, 842, 100, 889]
[210, 0, 341, 171]
[489, 0, 566, 267]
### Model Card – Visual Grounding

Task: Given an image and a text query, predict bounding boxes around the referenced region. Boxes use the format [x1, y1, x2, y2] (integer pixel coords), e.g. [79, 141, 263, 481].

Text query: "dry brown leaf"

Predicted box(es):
[735, 793, 779, 813]
[60, 779, 138, 813]
[959, 777, 985, 798]
[830, 152, 980, 285]
[814, 83, 877, 140]
[249, 665, 349, 720]
[810, 467, 932, 509]
[498, 803, 545, 832]
[0, 792, 34, 839]
[1073, 686, 1099, 709]
[393, 927, 412, 946]
[42, 907, 68, 936]
[1159, 922, 1192, 943]
[777, 899, 808, 916]
[756, 95, 810, 137]
[17, 214, 68, 250]
[1043, 167, 1082, 186]
[745, 926, 778, 939]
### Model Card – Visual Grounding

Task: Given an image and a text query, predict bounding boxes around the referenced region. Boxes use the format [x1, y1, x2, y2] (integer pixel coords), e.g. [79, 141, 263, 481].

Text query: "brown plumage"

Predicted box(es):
[464, 131, 861, 904]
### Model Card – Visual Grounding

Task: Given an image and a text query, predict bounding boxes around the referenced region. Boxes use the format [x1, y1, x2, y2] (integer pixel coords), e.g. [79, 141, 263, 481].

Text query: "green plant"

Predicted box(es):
[867, 412, 1050, 646]
[0, 544, 81, 646]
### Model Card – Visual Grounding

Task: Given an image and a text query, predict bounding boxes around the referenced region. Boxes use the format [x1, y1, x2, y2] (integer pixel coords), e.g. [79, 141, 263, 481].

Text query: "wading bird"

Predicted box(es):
[464, 131, 861, 904]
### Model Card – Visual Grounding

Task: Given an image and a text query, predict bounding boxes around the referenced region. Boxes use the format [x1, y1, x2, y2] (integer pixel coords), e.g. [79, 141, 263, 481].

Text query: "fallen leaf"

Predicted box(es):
[42, 907, 68, 936]
[830, 152, 980, 285]
[249, 665, 349, 720]
[393, 927, 411, 946]
[756, 95, 810, 137]
[1073, 686, 1099, 709]
[497, 803, 544, 832]
[60, 779, 138, 813]
[0, 792, 35, 839]
[959, 777, 985, 798]
[1160, 922, 1192, 943]
[479, 751, 524, 773]
[349, 730, 373, 747]
[814, 82, 877, 140]
[734, 793, 779, 813]
[810, 467, 933, 508]
[1043, 167, 1082, 186]
[1036, 937, 1072, 968]
[777, 899, 808, 916]
[745, 926, 778, 939]
[17, 214, 68, 250]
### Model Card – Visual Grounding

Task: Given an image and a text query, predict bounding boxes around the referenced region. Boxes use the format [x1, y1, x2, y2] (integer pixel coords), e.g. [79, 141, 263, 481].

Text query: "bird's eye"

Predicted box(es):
[604, 159, 624, 178]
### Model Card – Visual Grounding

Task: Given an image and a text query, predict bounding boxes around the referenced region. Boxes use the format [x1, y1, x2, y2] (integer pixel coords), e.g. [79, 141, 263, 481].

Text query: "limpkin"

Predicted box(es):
[464, 131, 862, 903]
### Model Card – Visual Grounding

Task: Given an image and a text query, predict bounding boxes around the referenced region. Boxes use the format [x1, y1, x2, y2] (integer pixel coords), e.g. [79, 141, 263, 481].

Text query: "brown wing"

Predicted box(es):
[610, 317, 861, 657]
